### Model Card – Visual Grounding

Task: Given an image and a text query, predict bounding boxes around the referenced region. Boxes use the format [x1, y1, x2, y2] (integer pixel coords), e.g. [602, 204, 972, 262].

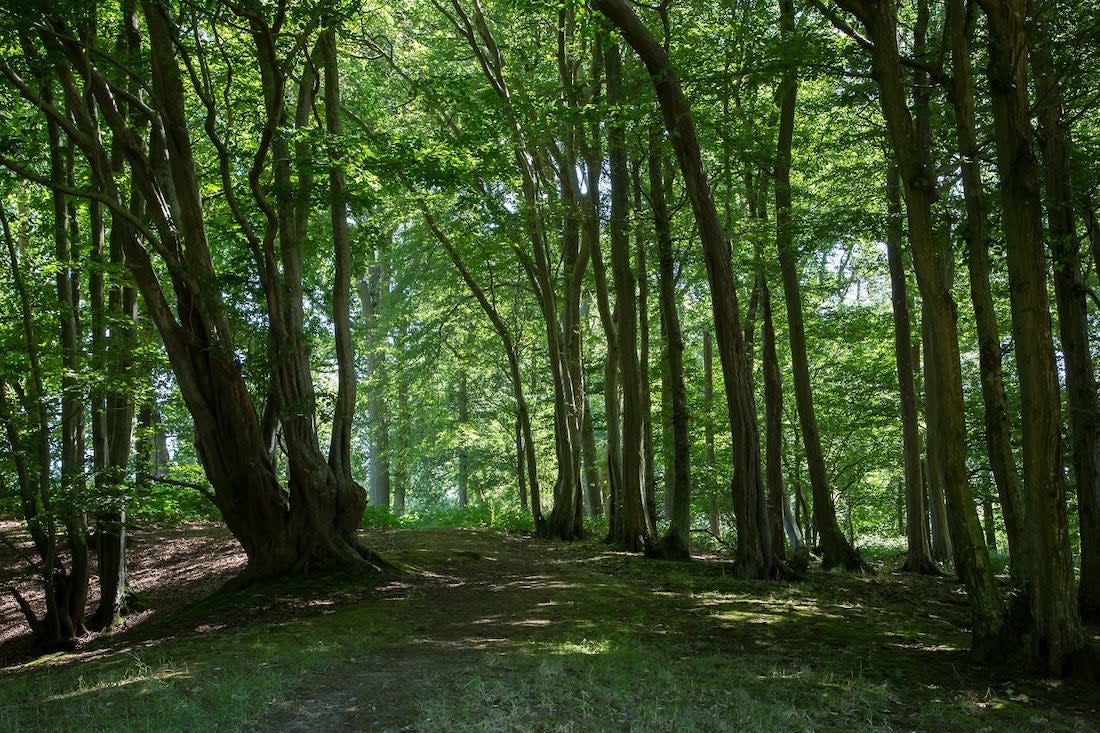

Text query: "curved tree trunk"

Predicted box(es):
[594, 0, 778, 579]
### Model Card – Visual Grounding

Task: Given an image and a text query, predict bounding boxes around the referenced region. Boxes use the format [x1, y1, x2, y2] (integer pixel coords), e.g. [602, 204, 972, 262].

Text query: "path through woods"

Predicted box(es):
[2, 526, 1098, 731]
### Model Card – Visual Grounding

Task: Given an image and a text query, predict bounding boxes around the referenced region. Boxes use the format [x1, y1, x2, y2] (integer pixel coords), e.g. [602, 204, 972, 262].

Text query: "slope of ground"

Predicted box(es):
[1, 523, 1097, 732]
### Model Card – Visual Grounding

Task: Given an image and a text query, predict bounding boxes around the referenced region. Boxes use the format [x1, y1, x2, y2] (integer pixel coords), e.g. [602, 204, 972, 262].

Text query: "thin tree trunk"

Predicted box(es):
[635, 166, 658, 525]
[885, 165, 937, 574]
[457, 369, 469, 508]
[581, 387, 603, 517]
[704, 331, 720, 538]
[773, 4, 862, 570]
[358, 256, 391, 510]
[650, 131, 691, 560]
[760, 276, 788, 561]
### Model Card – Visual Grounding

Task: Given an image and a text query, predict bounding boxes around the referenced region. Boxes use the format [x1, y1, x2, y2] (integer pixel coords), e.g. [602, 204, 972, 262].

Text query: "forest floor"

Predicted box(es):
[1, 522, 1098, 732]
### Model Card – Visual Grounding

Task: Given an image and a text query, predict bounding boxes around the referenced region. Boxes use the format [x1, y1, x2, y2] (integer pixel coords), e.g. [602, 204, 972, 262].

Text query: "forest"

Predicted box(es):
[0, 0, 1099, 729]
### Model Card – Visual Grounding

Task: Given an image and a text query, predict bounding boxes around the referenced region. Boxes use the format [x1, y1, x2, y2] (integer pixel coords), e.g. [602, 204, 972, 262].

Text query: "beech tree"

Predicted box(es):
[2, 1, 388, 580]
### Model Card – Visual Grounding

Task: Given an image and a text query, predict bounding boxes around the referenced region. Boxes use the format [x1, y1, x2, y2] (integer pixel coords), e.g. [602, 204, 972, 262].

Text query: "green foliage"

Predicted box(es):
[362, 502, 535, 533]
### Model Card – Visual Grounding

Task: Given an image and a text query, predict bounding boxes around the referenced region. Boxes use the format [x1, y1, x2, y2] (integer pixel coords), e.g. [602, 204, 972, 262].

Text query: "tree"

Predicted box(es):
[1, 1, 387, 579]
[832, 0, 1004, 656]
[977, 0, 1090, 674]
[593, 0, 780, 579]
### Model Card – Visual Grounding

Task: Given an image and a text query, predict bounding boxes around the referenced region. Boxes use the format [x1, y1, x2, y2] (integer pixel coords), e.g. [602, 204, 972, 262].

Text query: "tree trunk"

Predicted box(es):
[1031, 19, 1100, 624]
[945, 0, 1026, 585]
[760, 276, 789, 561]
[649, 131, 691, 561]
[595, 0, 779, 578]
[606, 39, 653, 552]
[982, 495, 997, 552]
[922, 309, 955, 567]
[322, 23, 357, 486]
[836, 0, 1003, 656]
[977, 0, 1090, 674]
[635, 167, 659, 525]
[885, 165, 937, 574]
[358, 259, 391, 510]
[773, 8, 863, 570]
[581, 387, 603, 517]
[704, 331, 721, 538]
[457, 369, 470, 508]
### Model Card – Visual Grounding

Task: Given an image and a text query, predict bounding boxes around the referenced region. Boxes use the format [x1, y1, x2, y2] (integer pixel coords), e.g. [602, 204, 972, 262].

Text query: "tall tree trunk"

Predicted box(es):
[885, 165, 937, 574]
[606, 39, 653, 551]
[1032, 19, 1100, 624]
[581, 387, 603, 517]
[54, 122, 90, 639]
[594, 0, 779, 578]
[760, 277, 789, 561]
[649, 132, 691, 560]
[704, 331, 721, 538]
[635, 167, 659, 525]
[84, 5, 136, 633]
[773, 4, 863, 570]
[835, 0, 1003, 656]
[393, 322, 411, 516]
[358, 257, 391, 510]
[457, 368, 470, 508]
[945, 0, 1026, 584]
[922, 308, 955, 566]
[322, 23, 357, 486]
[977, 0, 1090, 674]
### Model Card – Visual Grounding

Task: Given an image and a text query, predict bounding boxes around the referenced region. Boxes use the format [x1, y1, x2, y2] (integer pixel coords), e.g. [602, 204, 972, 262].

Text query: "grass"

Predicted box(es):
[1, 528, 1096, 732]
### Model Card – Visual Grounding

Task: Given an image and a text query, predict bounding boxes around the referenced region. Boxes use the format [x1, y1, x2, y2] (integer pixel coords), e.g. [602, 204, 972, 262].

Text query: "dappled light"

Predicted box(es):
[5, 526, 1095, 731]
[1, 0, 1099, 728]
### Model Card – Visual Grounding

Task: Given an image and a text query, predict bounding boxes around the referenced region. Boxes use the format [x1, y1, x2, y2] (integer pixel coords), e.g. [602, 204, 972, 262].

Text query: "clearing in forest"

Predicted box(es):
[1, 524, 1098, 732]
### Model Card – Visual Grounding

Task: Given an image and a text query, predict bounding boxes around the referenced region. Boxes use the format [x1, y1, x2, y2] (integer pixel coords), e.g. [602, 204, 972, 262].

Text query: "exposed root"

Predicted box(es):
[8, 586, 40, 636]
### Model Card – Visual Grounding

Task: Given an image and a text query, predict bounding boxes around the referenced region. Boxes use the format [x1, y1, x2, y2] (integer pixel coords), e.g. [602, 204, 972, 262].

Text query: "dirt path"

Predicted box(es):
[255, 529, 648, 733]
[2, 524, 1098, 732]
